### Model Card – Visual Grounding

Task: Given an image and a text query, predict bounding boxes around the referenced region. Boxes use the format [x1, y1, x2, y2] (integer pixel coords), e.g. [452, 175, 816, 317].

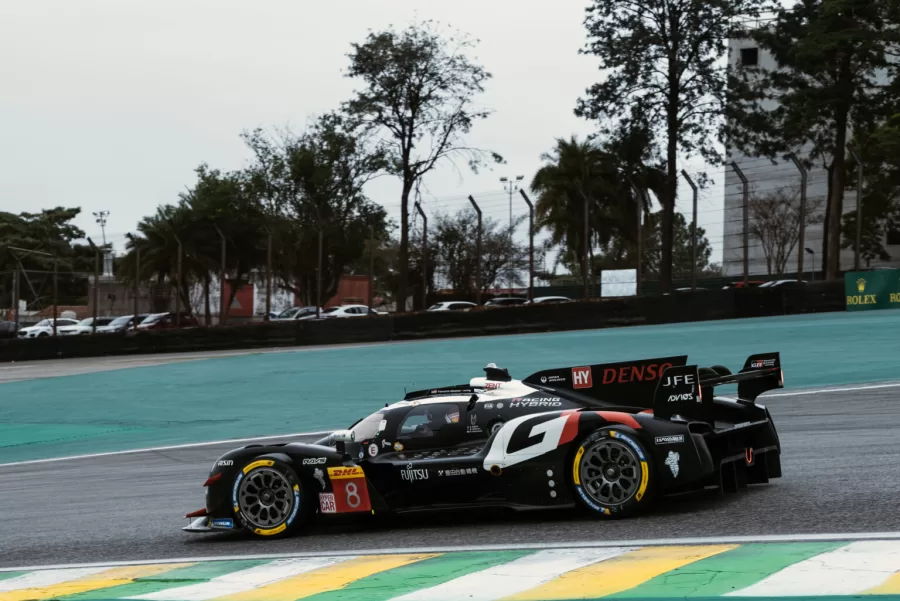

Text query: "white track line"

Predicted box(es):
[388, 548, 632, 601]
[0, 431, 332, 467]
[126, 556, 351, 601]
[3, 381, 899, 468]
[0, 567, 111, 591]
[5, 532, 900, 573]
[726, 540, 900, 596]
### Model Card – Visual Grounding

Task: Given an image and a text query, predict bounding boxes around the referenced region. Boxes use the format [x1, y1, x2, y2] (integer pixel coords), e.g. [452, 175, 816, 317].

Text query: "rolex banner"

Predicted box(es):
[845, 270, 900, 311]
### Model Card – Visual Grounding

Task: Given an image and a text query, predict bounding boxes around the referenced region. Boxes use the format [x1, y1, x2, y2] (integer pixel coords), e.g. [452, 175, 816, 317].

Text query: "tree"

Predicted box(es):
[0, 208, 94, 314]
[430, 209, 528, 294]
[343, 21, 502, 312]
[840, 113, 900, 266]
[243, 115, 389, 306]
[749, 186, 825, 275]
[529, 137, 622, 284]
[727, 0, 896, 279]
[577, 0, 758, 293]
[594, 210, 714, 279]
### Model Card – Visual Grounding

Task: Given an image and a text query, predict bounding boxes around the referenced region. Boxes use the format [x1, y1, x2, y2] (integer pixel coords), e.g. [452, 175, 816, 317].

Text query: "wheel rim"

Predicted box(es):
[238, 467, 294, 529]
[579, 439, 641, 506]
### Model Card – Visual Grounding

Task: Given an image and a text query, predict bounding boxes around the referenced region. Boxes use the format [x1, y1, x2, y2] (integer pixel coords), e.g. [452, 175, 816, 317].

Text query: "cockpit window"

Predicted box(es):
[350, 412, 385, 441]
[398, 404, 460, 438]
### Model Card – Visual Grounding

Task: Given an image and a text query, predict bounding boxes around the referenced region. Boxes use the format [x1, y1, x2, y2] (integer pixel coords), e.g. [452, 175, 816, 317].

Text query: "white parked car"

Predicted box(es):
[526, 296, 572, 304]
[17, 318, 79, 338]
[484, 297, 528, 308]
[272, 306, 323, 321]
[57, 317, 115, 335]
[427, 301, 476, 312]
[320, 305, 384, 318]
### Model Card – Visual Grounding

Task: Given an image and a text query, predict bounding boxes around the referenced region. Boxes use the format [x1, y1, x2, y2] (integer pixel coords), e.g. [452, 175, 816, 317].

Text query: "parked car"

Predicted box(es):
[58, 316, 115, 335]
[96, 314, 150, 334]
[484, 297, 528, 308]
[427, 301, 477, 312]
[136, 312, 200, 331]
[273, 306, 323, 321]
[526, 296, 572, 304]
[319, 305, 384, 318]
[18, 318, 79, 338]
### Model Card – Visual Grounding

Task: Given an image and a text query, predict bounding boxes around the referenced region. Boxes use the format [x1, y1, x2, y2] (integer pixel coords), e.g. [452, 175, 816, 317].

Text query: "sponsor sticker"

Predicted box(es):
[484, 382, 501, 390]
[546, 374, 566, 383]
[302, 457, 327, 465]
[750, 358, 776, 368]
[438, 467, 477, 476]
[319, 493, 337, 513]
[654, 434, 685, 445]
[328, 466, 364, 479]
[216, 460, 233, 467]
[665, 450, 680, 477]
[368, 443, 378, 457]
[393, 441, 404, 452]
[660, 373, 696, 388]
[667, 392, 696, 402]
[572, 366, 592, 389]
[211, 518, 233, 528]
[510, 397, 563, 408]
[484, 403, 494, 410]
[400, 464, 430, 481]
[313, 468, 326, 490]
[381, 439, 391, 448]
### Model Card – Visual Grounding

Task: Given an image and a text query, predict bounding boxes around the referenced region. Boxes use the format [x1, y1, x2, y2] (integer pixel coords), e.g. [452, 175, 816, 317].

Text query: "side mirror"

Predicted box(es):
[331, 429, 356, 443]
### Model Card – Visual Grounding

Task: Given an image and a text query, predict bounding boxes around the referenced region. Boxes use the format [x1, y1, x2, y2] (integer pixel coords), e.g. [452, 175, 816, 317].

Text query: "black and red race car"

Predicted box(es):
[184, 352, 783, 537]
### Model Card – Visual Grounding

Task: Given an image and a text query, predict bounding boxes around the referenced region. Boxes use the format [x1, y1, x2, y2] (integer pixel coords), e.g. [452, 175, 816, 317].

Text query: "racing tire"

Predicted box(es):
[232, 458, 306, 539]
[570, 428, 656, 519]
[38, 332, 49, 337]
[710, 365, 731, 376]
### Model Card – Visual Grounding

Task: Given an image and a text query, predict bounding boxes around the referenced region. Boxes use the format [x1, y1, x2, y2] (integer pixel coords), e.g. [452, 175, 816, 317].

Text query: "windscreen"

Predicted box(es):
[350, 412, 385, 441]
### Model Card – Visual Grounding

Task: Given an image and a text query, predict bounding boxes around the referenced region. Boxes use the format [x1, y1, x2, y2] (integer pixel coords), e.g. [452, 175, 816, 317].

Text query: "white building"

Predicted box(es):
[723, 34, 900, 277]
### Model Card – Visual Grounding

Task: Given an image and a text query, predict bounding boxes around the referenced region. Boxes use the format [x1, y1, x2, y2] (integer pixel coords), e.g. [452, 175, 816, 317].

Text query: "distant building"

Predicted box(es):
[723, 34, 900, 277]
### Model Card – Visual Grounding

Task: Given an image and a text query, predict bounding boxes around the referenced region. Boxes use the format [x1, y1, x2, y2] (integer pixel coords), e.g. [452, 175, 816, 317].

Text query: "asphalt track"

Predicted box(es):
[3, 382, 900, 569]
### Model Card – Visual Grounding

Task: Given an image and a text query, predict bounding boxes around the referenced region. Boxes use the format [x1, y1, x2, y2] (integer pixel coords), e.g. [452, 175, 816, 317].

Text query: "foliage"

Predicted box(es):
[429, 209, 528, 294]
[592, 210, 714, 279]
[749, 186, 825, 275]
[343, 20, 502, 311]
[242, 115, 389, 306]
[0, 208, 95, 314]
[577, 0, 758, 291]
[726, 0, 896, 278]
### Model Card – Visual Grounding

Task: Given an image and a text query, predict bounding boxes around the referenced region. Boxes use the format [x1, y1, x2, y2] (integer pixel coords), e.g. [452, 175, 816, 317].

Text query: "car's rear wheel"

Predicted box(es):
[571, 429, 655, 518]
[233, 459, 305, 538]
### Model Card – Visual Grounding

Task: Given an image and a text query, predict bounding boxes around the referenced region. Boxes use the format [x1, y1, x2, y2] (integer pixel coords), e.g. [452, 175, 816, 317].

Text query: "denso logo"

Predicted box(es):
[602, 363, 672, 385]
[572, 366, 592, 389]
[667, 393, 695, 402]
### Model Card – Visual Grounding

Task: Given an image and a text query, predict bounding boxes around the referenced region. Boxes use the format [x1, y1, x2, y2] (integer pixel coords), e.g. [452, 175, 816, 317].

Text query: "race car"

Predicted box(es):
[184, 352, 784, 537]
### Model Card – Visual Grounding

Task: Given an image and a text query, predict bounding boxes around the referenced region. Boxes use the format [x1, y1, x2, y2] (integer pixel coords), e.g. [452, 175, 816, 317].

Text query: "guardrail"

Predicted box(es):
[0, 281, 844, 363]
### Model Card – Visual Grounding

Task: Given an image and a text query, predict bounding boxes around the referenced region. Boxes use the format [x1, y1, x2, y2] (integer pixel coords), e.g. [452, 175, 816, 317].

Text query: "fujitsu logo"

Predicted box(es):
[571, 366, 592, 389]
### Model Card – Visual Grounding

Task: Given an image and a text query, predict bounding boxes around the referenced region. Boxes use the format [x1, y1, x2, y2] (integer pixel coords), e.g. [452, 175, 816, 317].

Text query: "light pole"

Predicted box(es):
[93, 211, 110, 246]
[500, 175, 524, 295]
[805, 247, 815, 281]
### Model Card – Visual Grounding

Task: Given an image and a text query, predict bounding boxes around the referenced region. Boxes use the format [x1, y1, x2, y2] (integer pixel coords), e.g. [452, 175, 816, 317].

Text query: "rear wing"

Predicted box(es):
[652, 352, 783, 420]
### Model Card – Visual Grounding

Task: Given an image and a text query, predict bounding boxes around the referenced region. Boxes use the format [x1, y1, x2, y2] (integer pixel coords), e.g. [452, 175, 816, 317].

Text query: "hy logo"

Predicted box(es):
[858, 278, 866, 293]
[572, 366, 592, 389]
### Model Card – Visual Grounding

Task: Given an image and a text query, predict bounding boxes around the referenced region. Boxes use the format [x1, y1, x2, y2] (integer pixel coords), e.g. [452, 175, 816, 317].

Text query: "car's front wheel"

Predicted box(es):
[233, 459, 305, 538]
[570, 429, 655, 518]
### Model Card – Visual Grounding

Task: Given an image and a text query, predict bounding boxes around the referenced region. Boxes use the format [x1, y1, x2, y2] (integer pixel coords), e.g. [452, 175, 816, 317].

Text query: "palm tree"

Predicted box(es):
[530, 136, 622, 283]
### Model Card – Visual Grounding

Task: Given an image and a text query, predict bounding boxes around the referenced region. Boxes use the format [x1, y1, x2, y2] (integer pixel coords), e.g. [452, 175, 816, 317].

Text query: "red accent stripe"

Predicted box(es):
[596, 411, 642, 429]
[559, 411, 581, 444]
[640, 409, 654, 414]
[184, 508, 208, 518]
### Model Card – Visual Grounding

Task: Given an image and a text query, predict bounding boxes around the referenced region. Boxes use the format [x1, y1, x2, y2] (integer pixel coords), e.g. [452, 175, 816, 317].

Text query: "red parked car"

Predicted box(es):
[136, 312, 200, 331]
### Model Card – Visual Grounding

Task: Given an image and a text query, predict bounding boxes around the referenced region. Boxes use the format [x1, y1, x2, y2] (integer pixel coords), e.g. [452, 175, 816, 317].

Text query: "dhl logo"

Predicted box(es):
[327, 466, 365, 480]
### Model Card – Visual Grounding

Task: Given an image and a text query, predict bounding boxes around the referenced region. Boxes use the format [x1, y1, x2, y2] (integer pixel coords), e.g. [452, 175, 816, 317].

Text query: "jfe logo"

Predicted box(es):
[571, 366, 592, 389]
[661, 374, 695, 387]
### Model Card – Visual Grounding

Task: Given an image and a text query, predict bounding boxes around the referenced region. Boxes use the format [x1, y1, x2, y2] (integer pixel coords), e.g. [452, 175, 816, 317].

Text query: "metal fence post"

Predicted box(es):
[730, 162, 750, 285]
[214, 224, 227, 324]
[681, 171, 699, 291]
[368, 224, 375, 310]
[519, 190, 535, 302]
[415, 202, 427, 310]
[788, 153, 808, 281]
[846, 144, 863, 271]
[468, 195, 483, 304]
[87, 237, 100, 334]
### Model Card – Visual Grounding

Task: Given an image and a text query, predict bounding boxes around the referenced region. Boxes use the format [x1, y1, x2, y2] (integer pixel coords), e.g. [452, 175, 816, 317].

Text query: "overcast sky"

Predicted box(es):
[0, 0, 726, 270]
